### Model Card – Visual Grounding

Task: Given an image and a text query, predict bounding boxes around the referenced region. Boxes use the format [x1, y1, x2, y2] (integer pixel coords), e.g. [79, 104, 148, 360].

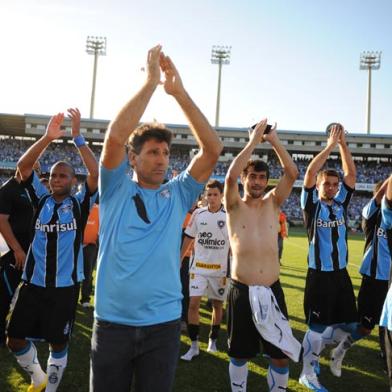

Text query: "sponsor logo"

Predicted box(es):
[195, 262, 221, 270]
[200, 222, 207, 226]
[218, 288, 225, 296]
[316, 217, 345, 228]
[191, 285, 199, 290]
[377, 227, 388, 239]
[35, 218, 77, 233]
[197, 232, 226, 247]
[312, 311, 320, 318]
[363, 316, 373, 323]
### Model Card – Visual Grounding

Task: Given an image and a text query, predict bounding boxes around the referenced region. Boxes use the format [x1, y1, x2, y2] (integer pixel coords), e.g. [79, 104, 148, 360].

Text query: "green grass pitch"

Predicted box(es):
[0, 229, 388, 391]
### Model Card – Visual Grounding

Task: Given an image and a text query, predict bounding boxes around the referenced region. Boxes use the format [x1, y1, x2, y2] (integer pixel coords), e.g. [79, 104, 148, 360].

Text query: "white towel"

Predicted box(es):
[249, 285, 301, 362]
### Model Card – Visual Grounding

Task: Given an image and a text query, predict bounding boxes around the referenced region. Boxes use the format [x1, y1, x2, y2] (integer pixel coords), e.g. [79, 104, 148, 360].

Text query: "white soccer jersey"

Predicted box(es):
[186, 206, 230, 277]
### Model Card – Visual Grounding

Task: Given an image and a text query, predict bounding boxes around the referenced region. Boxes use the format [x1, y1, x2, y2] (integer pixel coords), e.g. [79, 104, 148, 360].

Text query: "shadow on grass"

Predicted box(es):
[1, 300, 388, 392]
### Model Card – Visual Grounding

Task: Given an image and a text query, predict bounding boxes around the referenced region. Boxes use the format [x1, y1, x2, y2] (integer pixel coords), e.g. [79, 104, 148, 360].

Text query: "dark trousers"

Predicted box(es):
[80, 243, 98, 304]
[180, 257, 190, 322]
[0, 251, 22, 343]
[386, 328, 392, 387]
[90, 318, 181, 392]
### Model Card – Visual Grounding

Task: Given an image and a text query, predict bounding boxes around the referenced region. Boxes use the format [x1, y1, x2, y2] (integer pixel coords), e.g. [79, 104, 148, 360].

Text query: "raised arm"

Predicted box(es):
[68, 108, 98, 192]
[160, 55, 222, 182]
[224, 120, 268, 211]
[17, 113, 65, 181]
[303, 126, 341, 188]
[264, 126, 299, 206]
[338, 128, 356, 188]
[373, 179, 389, 205]
[101, 45, 162, 170]
[386, 175, 392, 202]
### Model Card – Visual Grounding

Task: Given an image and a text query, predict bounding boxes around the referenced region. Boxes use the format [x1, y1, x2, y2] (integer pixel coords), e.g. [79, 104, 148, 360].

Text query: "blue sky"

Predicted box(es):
[1, 0, 391, 134]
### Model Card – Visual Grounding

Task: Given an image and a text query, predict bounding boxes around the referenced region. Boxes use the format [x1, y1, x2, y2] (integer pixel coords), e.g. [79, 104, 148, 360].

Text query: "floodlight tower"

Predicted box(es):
[211, 45, 231, 128]
[86, 36, 107, 119]
[360, 51, 381, 134]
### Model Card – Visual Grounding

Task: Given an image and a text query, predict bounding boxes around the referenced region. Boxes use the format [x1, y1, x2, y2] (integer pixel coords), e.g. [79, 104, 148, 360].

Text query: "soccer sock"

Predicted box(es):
[320, 324, 349, 350]
[209, 324, 220, 340]
[46, 347, 68, 392]
[229, 358, 248, 392]
[333, 322, 363, 357]
[187, 324, 199, 343]
[14, 341, 46, 387]
[267, 363, 289, 391]
[301, 329, 323, 375]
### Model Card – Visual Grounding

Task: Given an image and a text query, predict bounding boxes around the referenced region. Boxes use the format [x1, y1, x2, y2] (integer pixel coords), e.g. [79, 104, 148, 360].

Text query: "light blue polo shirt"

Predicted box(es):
[379, 197, 392, 330]
[95, 155, 204, 326]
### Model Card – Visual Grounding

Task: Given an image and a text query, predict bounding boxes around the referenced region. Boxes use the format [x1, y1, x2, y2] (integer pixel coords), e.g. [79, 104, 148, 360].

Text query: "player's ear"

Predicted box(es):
[128, 151, 137, 169]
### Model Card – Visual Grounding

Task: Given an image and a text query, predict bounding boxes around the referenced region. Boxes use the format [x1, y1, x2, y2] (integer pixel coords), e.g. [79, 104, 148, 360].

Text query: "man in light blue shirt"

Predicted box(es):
[90, 45, 223, 392]
[378, 174, 392, 390]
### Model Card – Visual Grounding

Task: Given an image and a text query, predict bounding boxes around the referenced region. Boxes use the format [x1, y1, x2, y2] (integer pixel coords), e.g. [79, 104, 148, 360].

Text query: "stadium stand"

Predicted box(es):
[1, 113, 391, 228]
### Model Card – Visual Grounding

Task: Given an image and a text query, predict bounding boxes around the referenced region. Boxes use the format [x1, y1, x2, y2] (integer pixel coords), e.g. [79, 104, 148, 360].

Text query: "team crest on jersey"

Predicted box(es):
[260, 305, 268, 321]
[217, 220, 225, 229]
[160, 189, 171, 199]
[60, 204, 72, 213]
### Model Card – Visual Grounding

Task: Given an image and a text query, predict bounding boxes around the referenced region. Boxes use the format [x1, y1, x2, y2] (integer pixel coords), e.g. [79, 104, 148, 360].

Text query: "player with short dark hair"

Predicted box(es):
[6, 108, 98, 392]
[180, 180, 229, 360]
[224, 119, 300, 392]
[299, 125, 357, 391]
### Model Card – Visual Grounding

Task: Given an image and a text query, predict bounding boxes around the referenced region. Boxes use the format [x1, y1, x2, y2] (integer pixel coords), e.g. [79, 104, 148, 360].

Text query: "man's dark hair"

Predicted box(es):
[373, 180, 384, 196]
[128, 123, 172, 155]
[206, 179, 224, 193]
[241, 160, 269, 180]
[317, 169, 340, 183]
[51, 161, 76, 177]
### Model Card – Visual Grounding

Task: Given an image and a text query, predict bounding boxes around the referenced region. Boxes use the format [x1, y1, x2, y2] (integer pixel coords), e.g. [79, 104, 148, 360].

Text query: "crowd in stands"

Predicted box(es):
[0, 138, 389, 226]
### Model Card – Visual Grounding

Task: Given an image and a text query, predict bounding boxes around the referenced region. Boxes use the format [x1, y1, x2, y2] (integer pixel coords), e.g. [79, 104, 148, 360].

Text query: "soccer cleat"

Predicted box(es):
[27, 379, 47, 392]
[299, 373, 328, 391]
[207, 339, 217, 353]
[180, 346, 199, 361]
[330, 347, 344, 377]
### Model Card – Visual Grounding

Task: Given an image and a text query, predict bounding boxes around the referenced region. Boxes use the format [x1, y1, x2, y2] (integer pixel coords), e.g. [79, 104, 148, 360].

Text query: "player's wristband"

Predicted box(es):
[73, 135, 86, 148]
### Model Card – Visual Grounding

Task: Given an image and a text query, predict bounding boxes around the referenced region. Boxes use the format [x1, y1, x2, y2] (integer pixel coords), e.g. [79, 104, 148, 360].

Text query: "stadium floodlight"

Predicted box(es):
[211, 45, 231, 128]
[360, 51, 381, 134]
[86, 36, 107, 119]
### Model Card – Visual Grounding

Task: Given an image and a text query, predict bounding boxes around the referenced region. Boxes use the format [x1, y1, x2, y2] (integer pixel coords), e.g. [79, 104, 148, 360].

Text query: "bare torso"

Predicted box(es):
[227, 192, 280, 286]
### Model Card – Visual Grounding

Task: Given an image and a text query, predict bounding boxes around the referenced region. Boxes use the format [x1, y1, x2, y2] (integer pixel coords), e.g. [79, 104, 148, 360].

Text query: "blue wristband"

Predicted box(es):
[73, 135, 86, 148]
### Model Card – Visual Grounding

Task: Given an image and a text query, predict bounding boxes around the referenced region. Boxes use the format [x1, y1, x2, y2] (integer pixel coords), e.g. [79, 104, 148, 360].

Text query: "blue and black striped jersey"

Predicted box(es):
[359, 196, 392, 280]
[22, 172, 97, 287]
[301, 182, 354, 271]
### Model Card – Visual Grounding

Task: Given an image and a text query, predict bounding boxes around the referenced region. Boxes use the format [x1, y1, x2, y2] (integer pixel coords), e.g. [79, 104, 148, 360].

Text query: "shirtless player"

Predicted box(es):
[224, 119, 301, 391]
